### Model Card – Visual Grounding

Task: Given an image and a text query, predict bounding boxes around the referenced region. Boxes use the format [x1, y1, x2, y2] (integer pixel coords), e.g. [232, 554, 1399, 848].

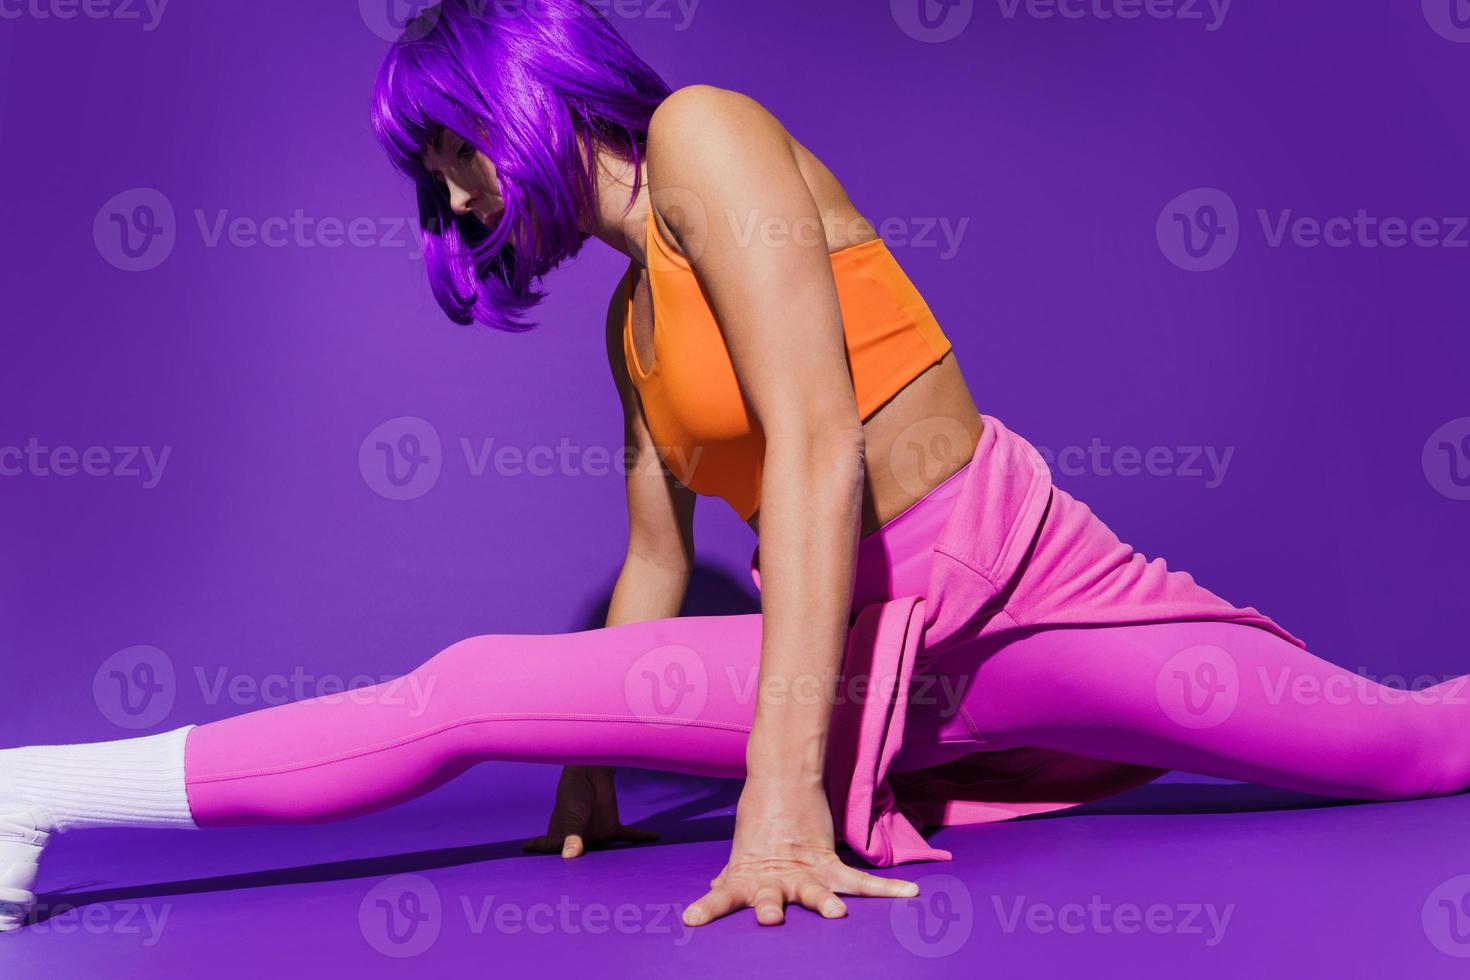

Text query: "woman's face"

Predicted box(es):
[421, 128, 504, 227]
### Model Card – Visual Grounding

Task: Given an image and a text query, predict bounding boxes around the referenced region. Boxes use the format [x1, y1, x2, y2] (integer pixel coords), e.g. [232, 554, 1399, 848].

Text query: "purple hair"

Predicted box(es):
[371, 0, 673, 331]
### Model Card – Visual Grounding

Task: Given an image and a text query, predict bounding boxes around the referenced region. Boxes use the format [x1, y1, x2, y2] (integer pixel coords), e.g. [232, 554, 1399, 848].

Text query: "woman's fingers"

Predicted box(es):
[795, 877, 847, 919]
[751, 881, 786, 926]
[681, 863, 916, 928]
[523, 824, 658, 856]
[682, 884, 745, 927]
[832, 866, 921, 899]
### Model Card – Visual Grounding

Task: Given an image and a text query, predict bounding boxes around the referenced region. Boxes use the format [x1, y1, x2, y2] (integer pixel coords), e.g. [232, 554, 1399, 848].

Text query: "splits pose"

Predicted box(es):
[4, 0, 1464, 932]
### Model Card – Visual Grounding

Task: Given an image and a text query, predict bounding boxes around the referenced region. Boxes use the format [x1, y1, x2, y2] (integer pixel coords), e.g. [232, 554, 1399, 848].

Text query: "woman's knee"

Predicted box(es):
[1348, 714, 1470, 800]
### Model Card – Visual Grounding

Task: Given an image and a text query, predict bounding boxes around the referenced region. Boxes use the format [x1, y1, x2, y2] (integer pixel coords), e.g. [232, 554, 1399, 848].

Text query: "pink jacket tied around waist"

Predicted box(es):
[748, 413, 1308, 867]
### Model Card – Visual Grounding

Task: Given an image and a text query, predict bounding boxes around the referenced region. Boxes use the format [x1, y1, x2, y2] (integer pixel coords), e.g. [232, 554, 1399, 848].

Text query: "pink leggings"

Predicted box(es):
[182, 457, 1470, 826]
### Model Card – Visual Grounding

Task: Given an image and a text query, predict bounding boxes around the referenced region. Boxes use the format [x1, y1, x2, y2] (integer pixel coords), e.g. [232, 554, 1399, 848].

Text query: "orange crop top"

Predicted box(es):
[622, 203, 953, 521]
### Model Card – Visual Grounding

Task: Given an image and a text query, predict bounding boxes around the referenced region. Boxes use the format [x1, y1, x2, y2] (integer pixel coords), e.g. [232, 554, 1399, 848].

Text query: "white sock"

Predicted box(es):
[0, 726, 199, 833]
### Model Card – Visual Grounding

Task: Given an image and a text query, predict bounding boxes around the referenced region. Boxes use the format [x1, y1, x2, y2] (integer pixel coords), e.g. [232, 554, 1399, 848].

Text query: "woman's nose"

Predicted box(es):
[446, 180, 475, 216]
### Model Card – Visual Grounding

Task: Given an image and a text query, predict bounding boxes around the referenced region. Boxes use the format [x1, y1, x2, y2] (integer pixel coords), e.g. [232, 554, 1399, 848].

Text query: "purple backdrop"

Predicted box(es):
[2, 1, 1468, 976]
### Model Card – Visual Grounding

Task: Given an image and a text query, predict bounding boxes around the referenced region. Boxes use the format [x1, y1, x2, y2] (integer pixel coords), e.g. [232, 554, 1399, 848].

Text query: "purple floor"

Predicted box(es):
[1, 765, 1466, 977]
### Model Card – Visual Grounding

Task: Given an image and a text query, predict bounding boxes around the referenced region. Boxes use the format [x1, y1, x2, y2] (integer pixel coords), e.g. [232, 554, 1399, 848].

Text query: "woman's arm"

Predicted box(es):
[645, 85, 919, 926]
[524, 269, 693, 859]
[605, 263, 698, 615]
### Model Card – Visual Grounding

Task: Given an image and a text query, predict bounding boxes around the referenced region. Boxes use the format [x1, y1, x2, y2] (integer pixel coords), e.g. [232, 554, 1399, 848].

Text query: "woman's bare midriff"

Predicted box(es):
[745, 350, 984, 540]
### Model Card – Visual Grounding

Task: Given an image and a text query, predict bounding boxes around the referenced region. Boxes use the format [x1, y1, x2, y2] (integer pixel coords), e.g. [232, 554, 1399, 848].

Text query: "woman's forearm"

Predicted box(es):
[745, 427, 866, 780]
[605, 547, 691, 627]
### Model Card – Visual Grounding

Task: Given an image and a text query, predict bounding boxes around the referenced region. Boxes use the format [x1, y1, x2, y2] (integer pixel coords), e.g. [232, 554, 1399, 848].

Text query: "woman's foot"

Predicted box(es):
[0, 806, 52, 933]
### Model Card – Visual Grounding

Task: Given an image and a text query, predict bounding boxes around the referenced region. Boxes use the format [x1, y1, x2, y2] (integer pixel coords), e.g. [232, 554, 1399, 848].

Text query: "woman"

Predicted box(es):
[3, 0, 1467, 933]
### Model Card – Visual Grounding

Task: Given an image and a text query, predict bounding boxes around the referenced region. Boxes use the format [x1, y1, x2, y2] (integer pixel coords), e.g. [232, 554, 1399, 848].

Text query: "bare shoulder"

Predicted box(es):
[646, 84, 795, 182]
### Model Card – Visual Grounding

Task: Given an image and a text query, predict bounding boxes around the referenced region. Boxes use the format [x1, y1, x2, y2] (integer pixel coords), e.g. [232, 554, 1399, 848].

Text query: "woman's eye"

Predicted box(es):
[456, 142, 475, 161]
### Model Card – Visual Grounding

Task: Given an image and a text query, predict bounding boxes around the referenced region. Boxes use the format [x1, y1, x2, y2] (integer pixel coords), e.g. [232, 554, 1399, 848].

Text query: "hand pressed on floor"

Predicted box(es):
[522, 765, 660, 859]
[682, 776, 920, 927]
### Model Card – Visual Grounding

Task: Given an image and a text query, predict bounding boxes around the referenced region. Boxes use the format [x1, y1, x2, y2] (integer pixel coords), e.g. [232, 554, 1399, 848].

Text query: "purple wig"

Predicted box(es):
[371, 0, 673, 331]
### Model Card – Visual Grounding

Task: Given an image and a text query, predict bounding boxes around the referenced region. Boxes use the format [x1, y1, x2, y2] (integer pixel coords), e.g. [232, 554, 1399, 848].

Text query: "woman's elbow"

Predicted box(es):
[767, 414, 865, 459]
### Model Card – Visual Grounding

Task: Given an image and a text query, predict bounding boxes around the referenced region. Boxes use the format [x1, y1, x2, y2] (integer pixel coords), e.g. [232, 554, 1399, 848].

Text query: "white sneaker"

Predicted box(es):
[0, 807, 53, 933]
